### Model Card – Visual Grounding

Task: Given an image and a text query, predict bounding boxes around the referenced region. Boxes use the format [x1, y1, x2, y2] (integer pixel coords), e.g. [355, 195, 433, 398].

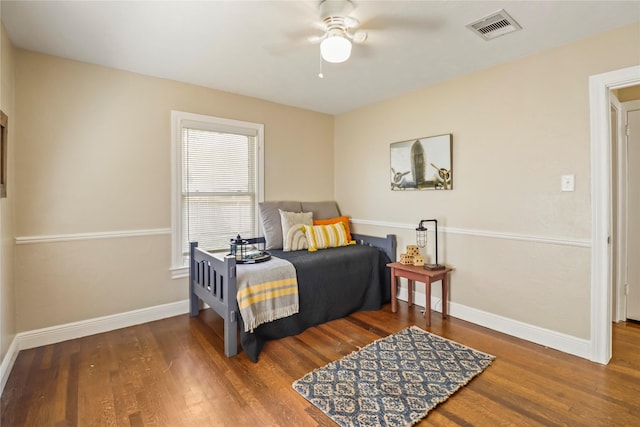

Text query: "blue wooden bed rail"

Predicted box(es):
[190, 241, 238, 357]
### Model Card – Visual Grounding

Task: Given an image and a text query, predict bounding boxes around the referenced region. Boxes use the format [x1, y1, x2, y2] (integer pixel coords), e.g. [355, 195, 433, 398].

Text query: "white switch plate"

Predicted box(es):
[561, 174, 575, 191]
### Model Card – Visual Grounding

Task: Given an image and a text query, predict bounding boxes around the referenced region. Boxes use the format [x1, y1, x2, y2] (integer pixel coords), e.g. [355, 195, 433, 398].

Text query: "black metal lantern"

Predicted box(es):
[416, 219, 445, 270]
[230, 234, 249, 262]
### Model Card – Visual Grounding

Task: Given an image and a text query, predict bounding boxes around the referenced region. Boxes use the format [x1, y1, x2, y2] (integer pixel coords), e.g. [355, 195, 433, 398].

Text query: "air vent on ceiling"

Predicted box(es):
[467, 9, 522, 41]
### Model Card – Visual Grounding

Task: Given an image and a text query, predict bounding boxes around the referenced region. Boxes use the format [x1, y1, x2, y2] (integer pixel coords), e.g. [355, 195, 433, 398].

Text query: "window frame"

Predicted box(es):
[170, 110, 264, 278]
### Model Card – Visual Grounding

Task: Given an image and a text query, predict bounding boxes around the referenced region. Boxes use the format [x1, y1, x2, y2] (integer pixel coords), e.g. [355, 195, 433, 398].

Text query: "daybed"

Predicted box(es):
[189, 201, 396, 362]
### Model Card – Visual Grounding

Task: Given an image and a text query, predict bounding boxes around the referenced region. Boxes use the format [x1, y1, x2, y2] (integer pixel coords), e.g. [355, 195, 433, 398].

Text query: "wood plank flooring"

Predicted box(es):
[2, 302, 639, 426]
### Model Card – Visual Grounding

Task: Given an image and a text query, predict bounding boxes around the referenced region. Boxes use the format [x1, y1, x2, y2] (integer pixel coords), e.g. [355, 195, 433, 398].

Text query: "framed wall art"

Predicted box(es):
[390, 134, 452, 190]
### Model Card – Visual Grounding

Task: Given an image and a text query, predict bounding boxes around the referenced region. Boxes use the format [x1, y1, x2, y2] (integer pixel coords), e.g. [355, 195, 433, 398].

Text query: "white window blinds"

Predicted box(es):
[172, 111, 263, 272]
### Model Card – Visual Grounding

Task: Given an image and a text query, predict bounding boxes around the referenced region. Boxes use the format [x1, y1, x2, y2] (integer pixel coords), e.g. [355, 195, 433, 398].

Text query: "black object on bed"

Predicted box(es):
[190, 233, 396, 362]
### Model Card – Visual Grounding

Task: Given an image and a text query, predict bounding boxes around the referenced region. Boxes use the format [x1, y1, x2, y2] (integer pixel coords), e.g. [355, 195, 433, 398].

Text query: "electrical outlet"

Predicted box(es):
[561, 174, 575, 192]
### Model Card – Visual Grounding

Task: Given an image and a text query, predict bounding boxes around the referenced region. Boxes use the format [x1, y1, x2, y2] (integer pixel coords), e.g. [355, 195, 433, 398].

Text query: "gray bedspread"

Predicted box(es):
[240, 244, 392, 362]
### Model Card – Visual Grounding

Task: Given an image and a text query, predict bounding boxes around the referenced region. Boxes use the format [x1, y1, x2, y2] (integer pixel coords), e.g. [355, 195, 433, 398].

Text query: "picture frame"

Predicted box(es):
[390, 134, 452, 190]
[0, 110, 7, 198]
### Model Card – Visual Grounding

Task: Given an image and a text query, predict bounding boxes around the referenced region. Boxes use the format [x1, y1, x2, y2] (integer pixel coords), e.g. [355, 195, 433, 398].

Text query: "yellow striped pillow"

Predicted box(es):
[302, 222, 354, 252]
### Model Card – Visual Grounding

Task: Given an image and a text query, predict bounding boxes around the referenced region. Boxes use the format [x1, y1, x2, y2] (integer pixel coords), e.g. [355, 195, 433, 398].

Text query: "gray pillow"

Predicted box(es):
[301, 201, 341, 219]
[259, 201, 302, 249]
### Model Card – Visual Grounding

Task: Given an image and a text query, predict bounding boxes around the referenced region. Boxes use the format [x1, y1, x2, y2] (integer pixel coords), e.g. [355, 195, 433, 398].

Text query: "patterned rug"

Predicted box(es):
[292, 326, 494, 427]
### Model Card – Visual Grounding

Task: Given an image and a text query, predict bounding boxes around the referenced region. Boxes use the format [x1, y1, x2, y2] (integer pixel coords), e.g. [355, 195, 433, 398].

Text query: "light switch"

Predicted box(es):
[561, 174, 575, 192]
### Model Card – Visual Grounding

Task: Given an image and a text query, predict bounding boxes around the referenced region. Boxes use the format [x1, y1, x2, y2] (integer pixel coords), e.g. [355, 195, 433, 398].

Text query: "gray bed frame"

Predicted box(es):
[189, 233, 397, 357]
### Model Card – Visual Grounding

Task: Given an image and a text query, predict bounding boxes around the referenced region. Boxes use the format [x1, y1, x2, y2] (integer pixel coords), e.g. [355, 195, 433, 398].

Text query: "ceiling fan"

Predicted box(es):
[309, 0, 368, 64]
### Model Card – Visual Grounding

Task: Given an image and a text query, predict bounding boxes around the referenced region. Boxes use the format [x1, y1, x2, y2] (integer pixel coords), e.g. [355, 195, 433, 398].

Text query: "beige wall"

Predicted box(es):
[6, 17, 640, 348]
[14, 51, 334, 331]
[0, 22, 16, 364]
[617, 85, 640, 102]
[335, 22, 640, 339]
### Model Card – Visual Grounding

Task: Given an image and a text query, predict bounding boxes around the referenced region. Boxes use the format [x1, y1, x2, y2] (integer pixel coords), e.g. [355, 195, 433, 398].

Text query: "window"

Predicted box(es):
[171, 111, 264, 277]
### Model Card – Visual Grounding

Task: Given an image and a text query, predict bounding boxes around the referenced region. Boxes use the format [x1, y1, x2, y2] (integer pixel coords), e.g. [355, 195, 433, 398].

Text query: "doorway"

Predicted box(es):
[589, 65, 640, 365]
[622, 100, 640, 321]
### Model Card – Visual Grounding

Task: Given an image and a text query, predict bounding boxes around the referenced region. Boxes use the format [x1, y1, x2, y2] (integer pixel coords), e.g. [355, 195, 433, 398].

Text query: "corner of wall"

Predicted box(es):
[0, 19, 17, 389]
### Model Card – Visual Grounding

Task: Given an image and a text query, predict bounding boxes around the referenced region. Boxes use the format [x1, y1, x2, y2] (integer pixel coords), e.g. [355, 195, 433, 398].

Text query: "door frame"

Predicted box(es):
[621, 100, 640, 321]
[611, 94, 625, 323]
[589, 65, 640, 364]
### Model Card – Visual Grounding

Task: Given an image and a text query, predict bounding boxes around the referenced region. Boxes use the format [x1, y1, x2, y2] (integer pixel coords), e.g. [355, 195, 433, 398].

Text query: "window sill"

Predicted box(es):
[171, 266, 188, 280]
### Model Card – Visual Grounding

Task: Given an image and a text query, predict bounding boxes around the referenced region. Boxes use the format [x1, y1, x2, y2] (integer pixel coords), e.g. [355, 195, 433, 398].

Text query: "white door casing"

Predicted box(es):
[611, 95, 625, 323]
[625, 100, 640, 321]
[589, 65, 640, 365]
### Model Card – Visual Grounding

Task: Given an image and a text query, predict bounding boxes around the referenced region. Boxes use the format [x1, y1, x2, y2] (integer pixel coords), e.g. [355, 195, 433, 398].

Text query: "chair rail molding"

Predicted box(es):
[15, 228, 171, 245]
[350, 219, 590, 248]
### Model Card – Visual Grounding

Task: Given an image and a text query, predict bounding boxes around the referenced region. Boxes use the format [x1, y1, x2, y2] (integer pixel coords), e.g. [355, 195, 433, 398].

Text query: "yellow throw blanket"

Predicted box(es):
[236, 257, 299, 333]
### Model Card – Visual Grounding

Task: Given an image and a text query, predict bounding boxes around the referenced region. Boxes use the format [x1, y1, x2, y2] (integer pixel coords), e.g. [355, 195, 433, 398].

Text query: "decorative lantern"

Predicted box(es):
[416, 219, 445, 270]
[230, 234, 249, 261]
[416, 221, 428, 252]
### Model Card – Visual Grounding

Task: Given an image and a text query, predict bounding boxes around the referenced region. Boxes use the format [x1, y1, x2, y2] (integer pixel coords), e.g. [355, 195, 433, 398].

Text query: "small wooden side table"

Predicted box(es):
[387, 262, 453, 326]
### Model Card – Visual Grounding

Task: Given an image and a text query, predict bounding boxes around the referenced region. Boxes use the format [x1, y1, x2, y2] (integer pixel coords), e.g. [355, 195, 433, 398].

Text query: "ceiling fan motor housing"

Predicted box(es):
[318, 5, 366, 43]
[319, 0, 355, 20]
[316, 0, 367, 64]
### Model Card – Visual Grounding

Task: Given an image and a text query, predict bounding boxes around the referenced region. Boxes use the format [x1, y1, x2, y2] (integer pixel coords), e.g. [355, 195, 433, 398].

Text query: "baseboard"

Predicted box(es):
[3, 291, 591, 397]
[0, 335, 20, 397]
[17, 299, 190, 351]
[397, 289, 591, 360]
[1, 300, 191, 397]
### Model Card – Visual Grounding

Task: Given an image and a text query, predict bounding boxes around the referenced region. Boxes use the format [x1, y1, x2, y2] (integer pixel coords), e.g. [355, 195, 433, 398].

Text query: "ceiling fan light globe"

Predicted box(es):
[320, 35, 352, 63]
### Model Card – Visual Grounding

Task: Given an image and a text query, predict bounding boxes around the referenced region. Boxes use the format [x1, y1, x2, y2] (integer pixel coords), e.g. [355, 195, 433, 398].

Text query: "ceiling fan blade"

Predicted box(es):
[349, 42, 375, 59]
[359, 15, 443, 33]
[350, 30, 367, 43]
[266, 40, 309, 56]
[267, 29, 317, 55]
[311, 20, 326, 31]
[307, 34, 325, 44]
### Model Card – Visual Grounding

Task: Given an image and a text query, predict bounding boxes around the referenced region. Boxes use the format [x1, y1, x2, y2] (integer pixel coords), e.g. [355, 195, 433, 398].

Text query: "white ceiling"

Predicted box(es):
[2, 1, 639, 115]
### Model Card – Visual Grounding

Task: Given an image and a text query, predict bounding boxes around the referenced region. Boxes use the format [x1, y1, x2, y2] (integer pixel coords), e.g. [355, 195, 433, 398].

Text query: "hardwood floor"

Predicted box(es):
[2, 303, 639, 426]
